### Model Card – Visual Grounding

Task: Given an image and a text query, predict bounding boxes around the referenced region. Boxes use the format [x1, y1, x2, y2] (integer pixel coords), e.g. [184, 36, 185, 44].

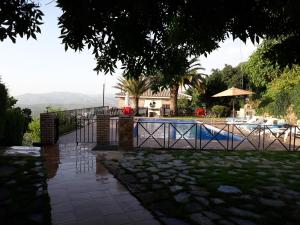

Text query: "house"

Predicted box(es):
[115, 89, 192, 116]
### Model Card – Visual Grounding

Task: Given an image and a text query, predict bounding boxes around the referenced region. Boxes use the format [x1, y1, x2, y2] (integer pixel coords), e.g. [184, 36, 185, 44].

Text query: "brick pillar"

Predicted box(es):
[40, 113, 57, 145]
[96, 114, 110, 145]
[118, 116, 134, 151]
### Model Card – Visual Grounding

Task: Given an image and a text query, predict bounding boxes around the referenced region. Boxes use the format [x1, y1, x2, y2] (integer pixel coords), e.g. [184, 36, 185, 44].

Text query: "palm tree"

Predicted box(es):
[169, 57, 206, 116]
[115, 76, 150, 115]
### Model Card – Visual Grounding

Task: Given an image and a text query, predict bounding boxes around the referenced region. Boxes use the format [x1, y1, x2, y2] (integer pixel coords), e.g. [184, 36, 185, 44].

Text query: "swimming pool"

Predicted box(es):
[135, 118, 242, 141]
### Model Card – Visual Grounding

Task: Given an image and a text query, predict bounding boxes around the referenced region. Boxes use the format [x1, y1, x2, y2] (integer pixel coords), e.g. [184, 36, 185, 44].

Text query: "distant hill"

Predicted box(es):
[15, 92, 117, 117]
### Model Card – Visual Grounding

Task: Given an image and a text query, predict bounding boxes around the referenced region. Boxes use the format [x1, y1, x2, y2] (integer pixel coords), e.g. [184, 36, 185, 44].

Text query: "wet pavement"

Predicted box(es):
[42, 144, 160, 225]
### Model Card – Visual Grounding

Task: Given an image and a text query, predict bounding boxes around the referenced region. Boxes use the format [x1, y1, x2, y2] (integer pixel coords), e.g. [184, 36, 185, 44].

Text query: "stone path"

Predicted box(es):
[0, 146, 51, 225]
[42, 144, 160, 225]
[102, 150, 300, 225]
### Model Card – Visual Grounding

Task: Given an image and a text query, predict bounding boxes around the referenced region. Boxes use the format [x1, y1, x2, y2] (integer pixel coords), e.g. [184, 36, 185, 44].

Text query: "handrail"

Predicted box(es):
[134, 121, 300, 151]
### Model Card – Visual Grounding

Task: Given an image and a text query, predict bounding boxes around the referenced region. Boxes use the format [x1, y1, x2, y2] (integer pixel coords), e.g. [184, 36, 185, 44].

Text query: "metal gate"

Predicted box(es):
[75, 118, 97, 144]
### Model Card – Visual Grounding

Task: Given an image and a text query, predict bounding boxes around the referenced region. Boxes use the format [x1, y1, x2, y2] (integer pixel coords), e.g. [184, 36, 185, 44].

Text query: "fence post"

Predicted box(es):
[118, 116, 134, 151]
[40, 112, 58, 145]
[96, 114, 110, 145]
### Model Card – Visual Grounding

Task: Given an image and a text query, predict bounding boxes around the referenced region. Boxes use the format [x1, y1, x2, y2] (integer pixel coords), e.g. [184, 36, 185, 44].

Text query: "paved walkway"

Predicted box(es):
[42, 144, 160, 225]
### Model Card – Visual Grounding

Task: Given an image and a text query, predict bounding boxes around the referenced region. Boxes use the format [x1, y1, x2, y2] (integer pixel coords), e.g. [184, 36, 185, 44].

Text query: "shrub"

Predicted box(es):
[290, 83, 300, 118]
[3, 108, 25, 146]
[0, 81, 8, 144]
[211, 105, 230, 118]
[23, 119, 41, 145]
[177, 97, 190, 109]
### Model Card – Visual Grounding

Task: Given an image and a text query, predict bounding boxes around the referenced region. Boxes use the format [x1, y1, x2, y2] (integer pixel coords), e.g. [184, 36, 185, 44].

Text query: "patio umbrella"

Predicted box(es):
[212, 87, 254, 118]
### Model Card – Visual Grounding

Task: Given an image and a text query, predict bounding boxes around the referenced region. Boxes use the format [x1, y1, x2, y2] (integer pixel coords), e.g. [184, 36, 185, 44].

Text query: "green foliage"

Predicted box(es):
[3, 108, 25, 146]
[262, 35, 300, 68]
[0, 79, 32, 146]
[115, 76, 150, 115]
[200, 64, 250, 110]
[23, 119, 40, 146]
[211, 105, 230, 118]
[152, 55, 206, 90]
[0, 0, 43, 43]
[177, 97, 190, 109]
[115, 76, 150, 97]
[46, 107, 77, 136]
[186, 88, 204, 109]
[57, 114, 76, 136]
[265, 66, 300, 99]
[265, 90, 291, 117]
[291, 84, 300, 118]
[242, 40, 282, 89]
[151, 55, 206, 115]
[57, 0, 300, 77]
[0, 80, 8, 142]
[22, 108, 33, 133]
[257, 66, 300, 118]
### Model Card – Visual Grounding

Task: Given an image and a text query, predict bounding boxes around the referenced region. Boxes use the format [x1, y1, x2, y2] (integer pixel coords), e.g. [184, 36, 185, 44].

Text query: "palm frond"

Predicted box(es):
[115, 76, 150, 97]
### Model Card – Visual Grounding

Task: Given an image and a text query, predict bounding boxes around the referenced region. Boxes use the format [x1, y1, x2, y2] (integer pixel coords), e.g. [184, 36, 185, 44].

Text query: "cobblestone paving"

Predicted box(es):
[0, 146, 51, 225]
[102, 150, 300, 225]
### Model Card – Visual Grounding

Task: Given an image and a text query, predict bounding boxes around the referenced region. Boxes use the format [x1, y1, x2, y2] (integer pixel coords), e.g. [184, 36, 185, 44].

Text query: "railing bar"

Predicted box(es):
[80, 119, 82, 142]
[92, 119, 94, 142]
[293, 126, 298, 151]
[226, 124, 229, 150]
[199, 124, 202, 150]
[168, 123, 170, 149]
[136, 122, 139, 148]
[88, 119, 90, 142]
[76, 117, 78, 145]
[262, 126, 265, 150]
[231, 124, 234, 150]
[164, 123, 166, 149]
[195, 124, 197, 150]
[83, 118, 86, 142]
[289, 126, 292, 151]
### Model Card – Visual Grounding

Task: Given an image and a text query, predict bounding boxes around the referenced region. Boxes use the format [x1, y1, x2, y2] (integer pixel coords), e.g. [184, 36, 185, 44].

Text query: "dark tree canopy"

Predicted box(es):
[0, 0, 43, 43]
[57, 0, 300, 76]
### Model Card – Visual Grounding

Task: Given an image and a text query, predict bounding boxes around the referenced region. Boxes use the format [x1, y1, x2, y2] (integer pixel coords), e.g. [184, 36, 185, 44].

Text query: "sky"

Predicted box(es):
[0, 1, 257, 97]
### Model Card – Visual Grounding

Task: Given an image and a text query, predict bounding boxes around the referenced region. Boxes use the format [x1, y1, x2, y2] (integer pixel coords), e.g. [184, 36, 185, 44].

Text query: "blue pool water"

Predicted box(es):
[135, 118, 242, 141]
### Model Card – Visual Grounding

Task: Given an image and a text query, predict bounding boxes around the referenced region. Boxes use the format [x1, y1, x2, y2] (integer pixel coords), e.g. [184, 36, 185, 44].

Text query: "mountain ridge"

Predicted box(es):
[15, 92, 117, 117]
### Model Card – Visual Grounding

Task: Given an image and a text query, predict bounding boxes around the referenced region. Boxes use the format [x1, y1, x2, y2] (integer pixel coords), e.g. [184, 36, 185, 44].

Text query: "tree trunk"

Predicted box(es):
[134, 96, 139, 116]
[170, 85, 179, 116]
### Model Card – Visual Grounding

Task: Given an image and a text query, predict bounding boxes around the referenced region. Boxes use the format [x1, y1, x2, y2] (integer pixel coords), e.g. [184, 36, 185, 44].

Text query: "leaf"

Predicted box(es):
[31, 32, 36, 39]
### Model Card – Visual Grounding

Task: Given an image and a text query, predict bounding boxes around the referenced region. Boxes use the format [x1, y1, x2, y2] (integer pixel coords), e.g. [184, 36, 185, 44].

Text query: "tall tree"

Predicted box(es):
[241, 40, 282, 90]
[115, 76, 150, 115]
[152, 53, 206, 116]
[57, 0, 300, 78]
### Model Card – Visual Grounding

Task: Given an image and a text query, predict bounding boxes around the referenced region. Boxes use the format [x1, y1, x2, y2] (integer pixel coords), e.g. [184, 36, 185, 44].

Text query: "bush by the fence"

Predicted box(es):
[57, 114, 77, 136]
[23, 119, 41, 145]
[211, 105, 230, 118]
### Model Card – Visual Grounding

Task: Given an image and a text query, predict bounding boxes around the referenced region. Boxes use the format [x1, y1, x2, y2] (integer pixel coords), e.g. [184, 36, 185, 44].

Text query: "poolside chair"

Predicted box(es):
[237, 116, 264, 133]
[283, 123, 300, 142]
[226, 116, 257, 125]
[260, 118, 290, 140]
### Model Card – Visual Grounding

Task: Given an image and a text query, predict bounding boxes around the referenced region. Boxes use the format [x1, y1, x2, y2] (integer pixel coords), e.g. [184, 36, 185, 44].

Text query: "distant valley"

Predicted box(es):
[15, 92, 117, 117]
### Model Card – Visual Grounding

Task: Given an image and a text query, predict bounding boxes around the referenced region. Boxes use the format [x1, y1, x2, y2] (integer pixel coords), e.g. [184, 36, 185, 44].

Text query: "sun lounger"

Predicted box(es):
[282, 125, 300, 142]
